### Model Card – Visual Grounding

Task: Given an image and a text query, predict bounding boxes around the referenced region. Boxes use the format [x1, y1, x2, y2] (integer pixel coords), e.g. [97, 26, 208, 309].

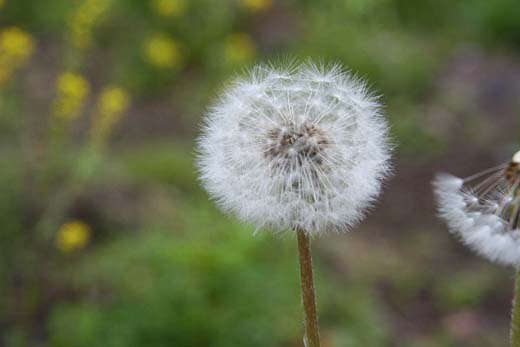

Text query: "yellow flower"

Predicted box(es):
[56, 221, 91, 252]
[0, 27, 35, 61]
[0, 27, 35, 85]
[150, 0, 185, 17]
[53, 72, 90, 119]
[239, 0, 272, 12]
[90, 86, 130, 143]
[99, 86, 130, 116]
[225, 33, 256, 65]
[68, 0, 112, 49]
[0, 0, 5, 9]
[0, 69, 10, 84]
[144, 34, 181, 69]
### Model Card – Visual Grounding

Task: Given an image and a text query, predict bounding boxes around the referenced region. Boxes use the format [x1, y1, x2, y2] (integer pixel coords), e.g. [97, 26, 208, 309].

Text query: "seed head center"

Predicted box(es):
[506, 161, 520, 185]
[265, 122, 329, 164]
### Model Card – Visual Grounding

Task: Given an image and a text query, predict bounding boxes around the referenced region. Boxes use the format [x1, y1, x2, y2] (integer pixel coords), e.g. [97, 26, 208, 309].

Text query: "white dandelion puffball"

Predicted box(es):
[197, 62, 391, 235]
[433, 150, 520, 266]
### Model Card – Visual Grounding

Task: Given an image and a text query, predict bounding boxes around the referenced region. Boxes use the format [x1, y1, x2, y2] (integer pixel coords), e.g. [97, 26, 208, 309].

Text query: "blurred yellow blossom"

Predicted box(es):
[150, 0, 185, 17]
[144, 34, 181, 69]
[53, 72, 90, 119]
[69, 0, 112, 49]
[98, 86, 130, 116]
[56, 220, 91, 252]
[0, 0, 5, 10]
[0, 27, 34, 60]
[0, 27, 35, 85]
[239, 0, 272, 12]
[225, 33, 256, 65]
[90, 86, 130, 143]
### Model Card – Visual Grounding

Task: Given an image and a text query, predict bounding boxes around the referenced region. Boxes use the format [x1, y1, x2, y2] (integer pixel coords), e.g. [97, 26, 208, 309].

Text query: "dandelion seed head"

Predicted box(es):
[197, 62, 391, 235]
[434, 153, 520, 266]
[513, 150, 520, 164]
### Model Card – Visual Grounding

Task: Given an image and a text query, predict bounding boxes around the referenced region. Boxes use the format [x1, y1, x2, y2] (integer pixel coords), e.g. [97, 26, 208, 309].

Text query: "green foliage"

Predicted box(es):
[118, 142, 201, 196]
[48, 206, 302, 347]
[0, 154, 24, 308]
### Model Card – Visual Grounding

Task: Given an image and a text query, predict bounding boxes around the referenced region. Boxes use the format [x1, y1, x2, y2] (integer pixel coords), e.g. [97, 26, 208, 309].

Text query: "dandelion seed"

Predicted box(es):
[198, 62, 391, 235]
[434, 150, 520, 266]
[197, 61, 391, 347]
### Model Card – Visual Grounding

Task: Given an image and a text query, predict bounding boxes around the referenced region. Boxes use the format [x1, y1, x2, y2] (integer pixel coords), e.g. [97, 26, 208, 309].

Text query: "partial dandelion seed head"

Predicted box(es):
[512, 150, 520, 164]
[197, 62, 392, 235]
[433, 151, 520, 267]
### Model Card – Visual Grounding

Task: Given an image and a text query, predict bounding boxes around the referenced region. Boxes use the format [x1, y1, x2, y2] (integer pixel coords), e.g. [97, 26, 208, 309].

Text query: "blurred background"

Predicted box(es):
[1, 0, 520, 346]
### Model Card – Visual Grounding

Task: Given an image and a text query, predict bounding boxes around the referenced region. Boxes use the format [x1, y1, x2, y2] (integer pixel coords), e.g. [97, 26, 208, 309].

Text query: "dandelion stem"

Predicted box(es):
[296, 229, 321, 347]
[512, 267, 520, 347]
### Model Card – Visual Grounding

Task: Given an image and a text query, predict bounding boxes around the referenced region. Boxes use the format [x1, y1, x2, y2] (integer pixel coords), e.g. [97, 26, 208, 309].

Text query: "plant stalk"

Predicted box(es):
[512, 266, 520, 347]
[296, 229, 321, 347]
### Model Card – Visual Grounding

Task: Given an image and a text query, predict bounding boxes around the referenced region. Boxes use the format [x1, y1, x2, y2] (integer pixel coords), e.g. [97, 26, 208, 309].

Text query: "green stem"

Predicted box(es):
[512, 267, 520, 347]
[296, 229, 321, 347]
[34, 146, 101, 240]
